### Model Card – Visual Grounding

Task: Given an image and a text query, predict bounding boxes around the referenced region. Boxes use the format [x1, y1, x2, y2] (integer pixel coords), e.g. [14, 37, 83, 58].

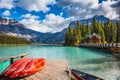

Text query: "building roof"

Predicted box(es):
[86, 33, 101, 39]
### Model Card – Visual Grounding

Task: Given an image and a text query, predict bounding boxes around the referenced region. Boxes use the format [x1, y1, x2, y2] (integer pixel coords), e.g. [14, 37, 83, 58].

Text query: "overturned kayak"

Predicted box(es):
[2, 58, 46, 78]
[71, 69, 103, 80]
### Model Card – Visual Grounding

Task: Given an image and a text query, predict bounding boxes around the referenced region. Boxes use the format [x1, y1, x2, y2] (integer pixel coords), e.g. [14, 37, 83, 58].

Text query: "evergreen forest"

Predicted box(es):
[64, 17, 120, 46]
[0, 34, 30, 44]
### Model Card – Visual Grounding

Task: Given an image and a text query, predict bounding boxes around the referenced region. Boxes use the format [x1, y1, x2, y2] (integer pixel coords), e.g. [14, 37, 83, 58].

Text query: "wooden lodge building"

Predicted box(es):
[86, 33, 101, 44]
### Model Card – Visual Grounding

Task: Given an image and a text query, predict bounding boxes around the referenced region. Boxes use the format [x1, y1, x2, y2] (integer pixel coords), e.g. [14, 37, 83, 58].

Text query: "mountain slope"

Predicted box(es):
[0, 17, 65, 43]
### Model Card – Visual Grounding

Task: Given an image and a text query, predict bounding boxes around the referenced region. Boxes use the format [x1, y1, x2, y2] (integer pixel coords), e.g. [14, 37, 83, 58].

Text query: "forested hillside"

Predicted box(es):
[0, 34, 30, 44]
[64, 17, 120, 46]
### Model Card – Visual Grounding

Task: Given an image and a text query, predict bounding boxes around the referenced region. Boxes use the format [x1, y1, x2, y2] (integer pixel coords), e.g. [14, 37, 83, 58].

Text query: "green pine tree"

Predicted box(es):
[64, 26, 73, 45]
[116, 21, 120, 43]
[104, 19, 111, 43]
[87, 20, 91, 35]
[111, 23, 117, 43]
[92, 17, 97, 33]
[72, 21, 81, 46]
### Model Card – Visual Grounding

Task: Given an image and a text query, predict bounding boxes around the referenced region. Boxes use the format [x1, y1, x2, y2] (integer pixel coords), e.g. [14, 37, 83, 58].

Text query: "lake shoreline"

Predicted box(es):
[0, 43, 63, 46]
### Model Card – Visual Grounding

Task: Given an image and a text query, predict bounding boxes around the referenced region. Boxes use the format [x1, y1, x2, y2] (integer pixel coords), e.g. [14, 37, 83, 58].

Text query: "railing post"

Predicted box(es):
[10, 57, 14, 65]
[21, 55, 24, 58]
[112, 43, 113, 47]
[108, 43, 109, 48]
[116, 43, 118, 48]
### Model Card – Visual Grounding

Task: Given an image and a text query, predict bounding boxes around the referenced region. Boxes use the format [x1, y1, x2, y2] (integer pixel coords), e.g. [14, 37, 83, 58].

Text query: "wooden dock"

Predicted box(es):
[0, 59, 70, 80]
[79, 43, 120, 53]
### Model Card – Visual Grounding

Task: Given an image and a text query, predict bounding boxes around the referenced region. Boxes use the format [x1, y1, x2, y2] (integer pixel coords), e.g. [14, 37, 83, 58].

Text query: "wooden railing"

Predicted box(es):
[79, 43, 120, 48]
[0, 53, 28, 64]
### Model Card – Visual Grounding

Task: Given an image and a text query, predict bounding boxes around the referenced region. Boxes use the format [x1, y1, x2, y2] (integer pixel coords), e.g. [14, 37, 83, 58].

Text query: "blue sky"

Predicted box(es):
[0, 0, 119, 33]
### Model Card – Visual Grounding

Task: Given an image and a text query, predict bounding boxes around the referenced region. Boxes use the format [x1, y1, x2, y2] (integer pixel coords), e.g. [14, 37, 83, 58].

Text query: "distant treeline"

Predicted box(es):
[0, 34, 30, 44]
[64, 17, 120, 46]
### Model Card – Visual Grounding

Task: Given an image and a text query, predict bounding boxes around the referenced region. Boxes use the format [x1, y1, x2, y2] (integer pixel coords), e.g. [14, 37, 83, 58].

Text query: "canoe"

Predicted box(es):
[2, 58, 46, 78]
[71, 69, 103, 80]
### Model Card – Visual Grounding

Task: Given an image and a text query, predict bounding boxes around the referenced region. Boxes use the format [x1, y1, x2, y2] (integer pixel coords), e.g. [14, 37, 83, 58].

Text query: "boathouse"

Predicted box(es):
[86, 33, 101, 43]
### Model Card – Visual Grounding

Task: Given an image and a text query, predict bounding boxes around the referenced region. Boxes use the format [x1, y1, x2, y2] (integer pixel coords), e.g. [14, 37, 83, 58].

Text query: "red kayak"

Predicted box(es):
[9, 58, 33, 78]
[2, 58, 27, 76]
[2, 58, 46, 78]
[19, 58, 45, 77]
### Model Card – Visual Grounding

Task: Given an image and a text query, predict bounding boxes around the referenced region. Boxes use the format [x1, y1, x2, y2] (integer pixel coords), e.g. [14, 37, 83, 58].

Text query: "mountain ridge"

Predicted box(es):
[69, 15, 117, 27]
[0, 15, 117, 43]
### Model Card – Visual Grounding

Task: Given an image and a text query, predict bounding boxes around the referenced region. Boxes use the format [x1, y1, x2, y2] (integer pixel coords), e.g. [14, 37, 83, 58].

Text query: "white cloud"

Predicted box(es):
[100, 1, 119, 19]
[18, 0, 56, 12]
[20, 13, 41, 31]
[58, 0, 119, 20]
[60, 12, 63, 16]
[0, 0, 14, 9]
[39, 14, 74, 32]
[21, 14, 40, 19]
[20, 13, 75, 33]
[0, 0, 56, 12]
[3, 10, 11, 16]
[20, 18, 42, 32]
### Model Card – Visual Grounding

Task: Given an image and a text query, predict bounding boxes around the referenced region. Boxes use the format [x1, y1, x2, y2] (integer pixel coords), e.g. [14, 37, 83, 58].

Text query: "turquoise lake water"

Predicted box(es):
[0, 45, 120, 80]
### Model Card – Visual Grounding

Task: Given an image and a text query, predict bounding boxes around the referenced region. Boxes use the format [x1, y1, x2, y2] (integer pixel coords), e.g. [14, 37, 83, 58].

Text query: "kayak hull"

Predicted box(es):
[19, 58, 45, 77]
[2, 58, 46, 78]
